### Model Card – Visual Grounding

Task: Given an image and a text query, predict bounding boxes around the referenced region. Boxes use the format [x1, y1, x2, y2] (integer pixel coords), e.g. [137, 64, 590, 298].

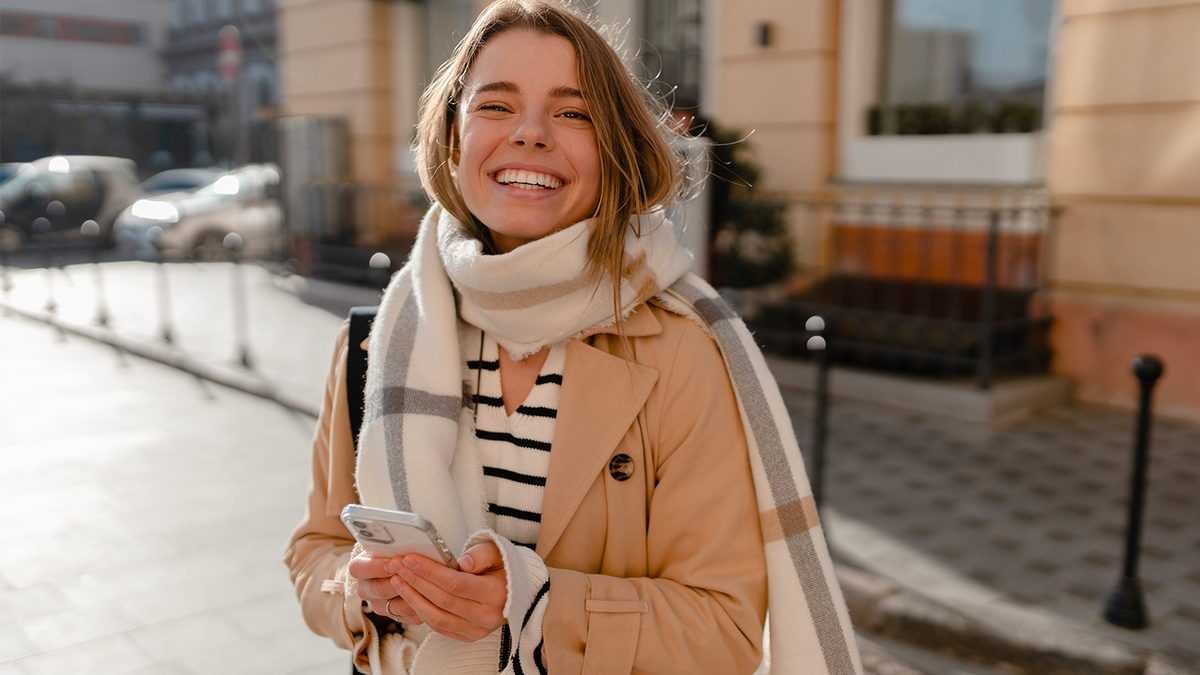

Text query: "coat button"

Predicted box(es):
[608, 453, 634, 481]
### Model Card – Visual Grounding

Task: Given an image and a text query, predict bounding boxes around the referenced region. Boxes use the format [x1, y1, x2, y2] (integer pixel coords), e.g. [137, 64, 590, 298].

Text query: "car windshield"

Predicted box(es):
[141, 170, 216, 194]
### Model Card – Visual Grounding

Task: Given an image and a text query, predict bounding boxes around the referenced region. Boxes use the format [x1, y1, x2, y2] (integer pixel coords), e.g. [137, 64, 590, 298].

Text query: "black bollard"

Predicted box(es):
[81, 220, 109, 326]
[224, 232, 252, 368]
[807, 315, 830, 510]
[147, 226, 173, 343]
[1103, 355, 1165, 630]
[368, 251, 392, 290]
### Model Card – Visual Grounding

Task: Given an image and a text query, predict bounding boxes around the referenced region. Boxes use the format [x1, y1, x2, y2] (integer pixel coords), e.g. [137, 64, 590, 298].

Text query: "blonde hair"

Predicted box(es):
[416, 0, 682, 299]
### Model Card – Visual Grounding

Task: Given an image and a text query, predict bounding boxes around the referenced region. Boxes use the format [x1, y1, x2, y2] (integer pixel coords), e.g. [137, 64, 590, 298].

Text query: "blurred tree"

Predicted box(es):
[704, 124, 791, 289]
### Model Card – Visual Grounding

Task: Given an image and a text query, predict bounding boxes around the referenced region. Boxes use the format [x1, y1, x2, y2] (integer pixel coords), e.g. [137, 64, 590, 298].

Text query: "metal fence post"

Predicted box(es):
[807, 315, 830, 509]
[147, 226, 173, 343]
[81, 220, 109, 326]
[1104, 355, 1165, 630]
[224, 233, 252, 368]
[33, 217, 57, 314]
[977, 209, 1000, 389]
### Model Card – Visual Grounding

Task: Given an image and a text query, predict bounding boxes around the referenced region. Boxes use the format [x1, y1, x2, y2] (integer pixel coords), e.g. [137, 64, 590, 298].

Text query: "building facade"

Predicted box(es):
[276, 0, 1200, 420]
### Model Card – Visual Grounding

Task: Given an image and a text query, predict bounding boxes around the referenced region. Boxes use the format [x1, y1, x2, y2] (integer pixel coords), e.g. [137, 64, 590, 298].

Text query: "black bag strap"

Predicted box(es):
[346, 306, 378, 453]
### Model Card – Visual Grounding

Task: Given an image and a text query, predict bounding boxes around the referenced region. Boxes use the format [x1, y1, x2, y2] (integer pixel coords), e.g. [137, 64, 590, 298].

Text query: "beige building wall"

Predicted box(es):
[1046, 0, 1200, 420]
[713, 0, 839, 275]
[278, 0, 401, 183]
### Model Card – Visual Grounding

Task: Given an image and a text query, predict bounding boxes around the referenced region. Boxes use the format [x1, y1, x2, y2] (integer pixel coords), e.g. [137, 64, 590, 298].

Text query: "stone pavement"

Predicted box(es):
[0, 314, 346, 674]
[2, 256, 1198, 674]
[781, 378, 1200, 668]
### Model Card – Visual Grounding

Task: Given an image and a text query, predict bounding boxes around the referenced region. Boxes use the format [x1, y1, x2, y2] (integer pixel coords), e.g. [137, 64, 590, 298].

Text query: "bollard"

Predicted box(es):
[369, 251, 391, 289]
[224, 232, 252, 368]
[807, 315, 830, 510]
[977, 209, 1000, 389]
[81, 220, 109, 326]
[33, 217, 57, 313]
[1103, 355, 1165, 630]
[147, 226, 173, 343]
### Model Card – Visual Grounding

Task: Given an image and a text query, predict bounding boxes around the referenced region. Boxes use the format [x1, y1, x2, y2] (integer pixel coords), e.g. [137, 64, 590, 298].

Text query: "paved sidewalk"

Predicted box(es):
[3, 258, 1198, 674]
[782, 378, 1200, 669]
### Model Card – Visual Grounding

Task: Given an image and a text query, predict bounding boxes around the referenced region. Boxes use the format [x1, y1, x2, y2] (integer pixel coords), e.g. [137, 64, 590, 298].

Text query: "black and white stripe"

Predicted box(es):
[466, 327, 557, 673]
[467, 328, 563, 550]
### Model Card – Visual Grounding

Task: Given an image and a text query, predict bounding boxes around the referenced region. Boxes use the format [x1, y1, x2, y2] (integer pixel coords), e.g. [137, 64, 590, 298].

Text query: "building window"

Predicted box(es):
[641, 0, 703, 112]
[870, 0, 1054, 135]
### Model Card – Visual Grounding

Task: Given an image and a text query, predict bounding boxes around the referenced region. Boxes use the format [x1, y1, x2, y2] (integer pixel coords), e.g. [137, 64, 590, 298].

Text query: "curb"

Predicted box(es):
[2, 301, 320, 418]
[835, 563, 1199, 675]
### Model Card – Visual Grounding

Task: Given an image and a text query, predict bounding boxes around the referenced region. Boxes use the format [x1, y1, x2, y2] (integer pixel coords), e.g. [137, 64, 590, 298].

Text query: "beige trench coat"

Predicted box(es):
[284, 301, 769, 674]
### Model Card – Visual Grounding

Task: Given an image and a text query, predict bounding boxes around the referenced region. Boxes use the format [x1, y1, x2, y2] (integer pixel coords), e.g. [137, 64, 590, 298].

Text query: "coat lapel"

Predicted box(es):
[536, 309, 661, 558]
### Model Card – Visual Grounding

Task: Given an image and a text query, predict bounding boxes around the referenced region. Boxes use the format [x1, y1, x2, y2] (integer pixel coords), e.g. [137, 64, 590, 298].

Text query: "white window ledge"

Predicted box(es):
[841, 133, 1045, 185]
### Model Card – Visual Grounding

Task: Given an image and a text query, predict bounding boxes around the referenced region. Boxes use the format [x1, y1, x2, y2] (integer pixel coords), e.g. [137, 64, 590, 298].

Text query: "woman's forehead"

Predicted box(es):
[464, 29, 579, 92]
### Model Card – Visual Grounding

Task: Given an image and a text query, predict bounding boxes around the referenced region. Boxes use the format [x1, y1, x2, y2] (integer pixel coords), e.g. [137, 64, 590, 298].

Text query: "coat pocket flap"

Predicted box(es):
[585, 599, 649, 614]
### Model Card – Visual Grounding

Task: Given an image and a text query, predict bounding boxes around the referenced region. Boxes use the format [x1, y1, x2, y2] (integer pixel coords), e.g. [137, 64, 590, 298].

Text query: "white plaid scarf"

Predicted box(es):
[356, 204, 861, 674]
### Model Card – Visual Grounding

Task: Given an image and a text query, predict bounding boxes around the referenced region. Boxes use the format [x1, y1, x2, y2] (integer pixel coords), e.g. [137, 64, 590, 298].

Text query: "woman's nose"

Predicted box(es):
[510, 114, 551, 148]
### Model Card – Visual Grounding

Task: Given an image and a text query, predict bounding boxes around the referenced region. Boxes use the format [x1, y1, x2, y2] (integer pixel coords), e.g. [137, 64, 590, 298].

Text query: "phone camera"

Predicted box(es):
[359, 530, 373, 539]
[351, 521, 367, 529]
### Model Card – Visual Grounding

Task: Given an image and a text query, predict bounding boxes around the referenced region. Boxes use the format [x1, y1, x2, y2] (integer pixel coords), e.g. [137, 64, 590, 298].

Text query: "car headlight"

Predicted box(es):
[130, 199, 180, 223]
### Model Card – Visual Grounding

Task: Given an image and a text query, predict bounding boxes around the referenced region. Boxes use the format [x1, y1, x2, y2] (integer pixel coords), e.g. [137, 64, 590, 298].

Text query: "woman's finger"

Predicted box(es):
[394, 555, 507, 615]
[458, 542, 504, 574]
[357, 575, 405, 602]
[393, 556, 506, 636]
[395, 576, 483, 642]
[348, 553, 402, 581]
[368, 595, 422, 625]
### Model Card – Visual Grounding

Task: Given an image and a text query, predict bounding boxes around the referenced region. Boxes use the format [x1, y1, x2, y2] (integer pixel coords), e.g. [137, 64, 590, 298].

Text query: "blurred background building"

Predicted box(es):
[274, 0, 1200, 420]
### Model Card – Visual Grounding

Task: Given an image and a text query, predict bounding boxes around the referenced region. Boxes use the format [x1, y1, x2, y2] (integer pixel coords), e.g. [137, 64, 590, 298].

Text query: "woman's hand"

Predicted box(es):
[347, 552, 421, 625]
[389, 541, 508, 642]
[346, 542, 509, 642]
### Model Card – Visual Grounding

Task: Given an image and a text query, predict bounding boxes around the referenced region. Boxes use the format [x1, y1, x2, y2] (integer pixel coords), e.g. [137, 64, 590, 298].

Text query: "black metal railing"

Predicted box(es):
[747, 195, 1057, 389]
[287, 181, 424, 286]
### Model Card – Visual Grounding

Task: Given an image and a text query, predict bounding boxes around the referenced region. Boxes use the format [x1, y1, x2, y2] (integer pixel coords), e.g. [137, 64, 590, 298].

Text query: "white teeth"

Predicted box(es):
[494, 169, 562, 189]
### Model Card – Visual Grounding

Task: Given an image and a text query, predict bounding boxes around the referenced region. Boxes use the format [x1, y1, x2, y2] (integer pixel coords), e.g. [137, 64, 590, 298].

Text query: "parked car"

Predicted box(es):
[138, 167, 221, 197]
[114, 163, 283, 261]
[0, 156, 142, 252]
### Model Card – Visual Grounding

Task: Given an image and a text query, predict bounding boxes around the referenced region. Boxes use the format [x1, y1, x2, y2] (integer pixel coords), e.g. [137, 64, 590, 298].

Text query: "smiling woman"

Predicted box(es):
[452, 29, 600, 253]
[284, 2, 862, 674]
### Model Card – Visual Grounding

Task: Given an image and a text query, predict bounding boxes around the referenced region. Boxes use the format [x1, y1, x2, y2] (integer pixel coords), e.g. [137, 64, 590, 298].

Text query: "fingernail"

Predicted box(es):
[403, 556, 420, 570]
[458, 552, 475, 572]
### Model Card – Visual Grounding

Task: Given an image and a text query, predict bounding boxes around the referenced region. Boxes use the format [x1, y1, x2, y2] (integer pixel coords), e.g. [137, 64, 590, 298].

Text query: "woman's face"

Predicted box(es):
[454, 29, 601, 253]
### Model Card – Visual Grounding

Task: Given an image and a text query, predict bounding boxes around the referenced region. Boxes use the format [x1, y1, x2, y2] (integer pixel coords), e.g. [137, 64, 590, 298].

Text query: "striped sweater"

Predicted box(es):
[466, 326, 557, 673]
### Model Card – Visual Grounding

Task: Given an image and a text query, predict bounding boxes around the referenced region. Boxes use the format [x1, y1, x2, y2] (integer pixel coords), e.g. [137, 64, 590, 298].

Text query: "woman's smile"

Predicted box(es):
[454, 29, 601, 253]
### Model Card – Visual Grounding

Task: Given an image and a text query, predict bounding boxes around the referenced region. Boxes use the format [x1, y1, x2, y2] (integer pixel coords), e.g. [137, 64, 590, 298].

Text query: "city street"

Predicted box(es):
[2, 258, 1197, 674]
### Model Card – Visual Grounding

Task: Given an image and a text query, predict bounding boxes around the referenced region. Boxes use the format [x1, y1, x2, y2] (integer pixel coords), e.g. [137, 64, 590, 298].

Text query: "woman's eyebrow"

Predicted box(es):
[471, 81, 584, 100]
[474, 80, 520, 95]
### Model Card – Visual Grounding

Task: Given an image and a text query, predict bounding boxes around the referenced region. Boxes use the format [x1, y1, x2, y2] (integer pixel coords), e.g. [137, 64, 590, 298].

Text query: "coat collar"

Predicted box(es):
[579, 301, 663, 339]
[536, 328, 659, 557]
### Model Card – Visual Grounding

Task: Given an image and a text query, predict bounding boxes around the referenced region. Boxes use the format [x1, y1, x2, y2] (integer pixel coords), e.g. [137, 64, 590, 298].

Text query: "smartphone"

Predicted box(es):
[340, 504, 460, 570]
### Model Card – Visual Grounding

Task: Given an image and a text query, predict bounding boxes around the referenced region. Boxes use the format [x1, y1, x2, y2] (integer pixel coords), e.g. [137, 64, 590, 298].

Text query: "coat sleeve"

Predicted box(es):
[282, 322, 381, 669]
[543, 319, 769, 675]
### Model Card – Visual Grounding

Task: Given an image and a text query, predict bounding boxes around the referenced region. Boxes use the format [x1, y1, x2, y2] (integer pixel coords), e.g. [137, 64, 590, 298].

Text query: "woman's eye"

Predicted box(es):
[478, 104, 509, 112]
[561, 111, 592, 122]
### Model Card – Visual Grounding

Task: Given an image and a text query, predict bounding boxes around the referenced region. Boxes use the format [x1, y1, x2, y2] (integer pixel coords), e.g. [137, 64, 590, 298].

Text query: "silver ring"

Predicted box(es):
[385, 597, 402, 622]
